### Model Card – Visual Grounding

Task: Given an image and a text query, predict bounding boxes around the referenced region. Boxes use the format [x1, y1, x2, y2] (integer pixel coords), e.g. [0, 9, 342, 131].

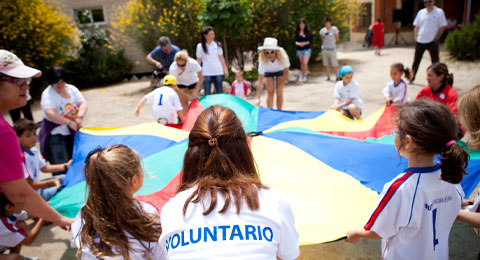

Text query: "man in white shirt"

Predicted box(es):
[410, 0, 447, 83]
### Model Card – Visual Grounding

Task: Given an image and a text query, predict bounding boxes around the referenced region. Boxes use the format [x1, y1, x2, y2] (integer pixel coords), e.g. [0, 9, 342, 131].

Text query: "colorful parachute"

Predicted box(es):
[50, 94, 480, 245]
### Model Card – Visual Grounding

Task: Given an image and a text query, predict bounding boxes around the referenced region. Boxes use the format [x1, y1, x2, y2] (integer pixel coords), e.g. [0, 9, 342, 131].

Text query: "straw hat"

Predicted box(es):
[258, 37, 282, 51]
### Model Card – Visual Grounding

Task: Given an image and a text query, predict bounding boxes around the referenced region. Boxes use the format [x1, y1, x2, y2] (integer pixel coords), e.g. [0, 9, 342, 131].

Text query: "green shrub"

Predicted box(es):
[64, 25, 132, 88]
[445, 14, 480, 60]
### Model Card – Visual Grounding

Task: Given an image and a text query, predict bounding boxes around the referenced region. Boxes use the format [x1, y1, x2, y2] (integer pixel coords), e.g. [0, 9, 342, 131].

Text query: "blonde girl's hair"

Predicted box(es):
[174, 49, 189, 62]
[78, 144, 162, 260]
[459, 85, 480, 149]
[391, 63, 413, 80]
[258, 47, 288, 67]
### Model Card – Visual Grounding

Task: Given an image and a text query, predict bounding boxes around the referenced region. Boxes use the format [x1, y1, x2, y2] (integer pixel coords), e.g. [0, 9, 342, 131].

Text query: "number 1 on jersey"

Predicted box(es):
[432, 208, 439, 250]
[158, 94, 163, 106]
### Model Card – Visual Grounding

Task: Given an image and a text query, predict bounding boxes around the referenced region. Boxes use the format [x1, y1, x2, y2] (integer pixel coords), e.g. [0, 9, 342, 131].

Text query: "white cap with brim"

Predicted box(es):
[258, 37, 282, 51]
[0, 50, 42, 78]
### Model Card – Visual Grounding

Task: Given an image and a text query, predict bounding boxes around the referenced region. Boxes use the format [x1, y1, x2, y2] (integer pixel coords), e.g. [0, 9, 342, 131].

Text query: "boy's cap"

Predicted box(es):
[163, 75, 177, 86]
[338, 65, 353, 78]
[0, 50, 41, 78]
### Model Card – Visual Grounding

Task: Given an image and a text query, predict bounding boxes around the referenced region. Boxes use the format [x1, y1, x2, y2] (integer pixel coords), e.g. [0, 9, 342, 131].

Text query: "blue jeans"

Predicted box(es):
[39, 174, 66, 201]
[203, 75, 223, 95]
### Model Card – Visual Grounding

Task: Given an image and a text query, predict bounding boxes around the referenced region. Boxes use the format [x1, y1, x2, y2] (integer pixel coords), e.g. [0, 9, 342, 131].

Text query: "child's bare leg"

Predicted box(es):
[275, 76, 286, 110]
[265, 78, 275, 108]
[348, 104, 361, 119]
[325, 66, 331, 79]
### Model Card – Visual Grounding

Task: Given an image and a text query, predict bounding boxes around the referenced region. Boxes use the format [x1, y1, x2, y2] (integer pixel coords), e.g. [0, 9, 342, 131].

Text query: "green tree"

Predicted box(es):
[198, 0, 252, 64]
[0, 0, 76, 91]
[113, 0, 202, 56]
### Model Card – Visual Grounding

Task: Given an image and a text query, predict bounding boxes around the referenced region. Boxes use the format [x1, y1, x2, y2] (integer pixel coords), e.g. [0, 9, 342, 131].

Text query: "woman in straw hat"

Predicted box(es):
[0, 50, 73, 235]
[256, 37, 290, 110]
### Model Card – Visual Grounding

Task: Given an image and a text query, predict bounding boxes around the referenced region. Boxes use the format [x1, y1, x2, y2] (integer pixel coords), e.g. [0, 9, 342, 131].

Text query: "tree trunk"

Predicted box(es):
[223, 27, 228, 66]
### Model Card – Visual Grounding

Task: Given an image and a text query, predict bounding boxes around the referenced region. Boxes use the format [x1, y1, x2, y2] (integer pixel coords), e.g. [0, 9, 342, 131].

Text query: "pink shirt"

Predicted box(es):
[0, 114, 24, 183]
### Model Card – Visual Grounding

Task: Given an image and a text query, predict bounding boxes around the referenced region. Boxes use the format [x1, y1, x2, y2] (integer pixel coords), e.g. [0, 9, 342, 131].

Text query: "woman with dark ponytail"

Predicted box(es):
[416, 62, 458, 116]
[347, 99, 468, 260]
[159, 105, 299, 259]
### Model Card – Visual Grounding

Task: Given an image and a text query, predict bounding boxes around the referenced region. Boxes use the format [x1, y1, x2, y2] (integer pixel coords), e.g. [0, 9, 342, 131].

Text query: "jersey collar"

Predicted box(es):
[404, 163, 441, 174]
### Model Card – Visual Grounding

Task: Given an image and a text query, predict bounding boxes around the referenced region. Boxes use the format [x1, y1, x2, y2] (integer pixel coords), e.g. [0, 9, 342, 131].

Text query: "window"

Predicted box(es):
[357, 3, 372, 29]
[74, 7, 106, 25]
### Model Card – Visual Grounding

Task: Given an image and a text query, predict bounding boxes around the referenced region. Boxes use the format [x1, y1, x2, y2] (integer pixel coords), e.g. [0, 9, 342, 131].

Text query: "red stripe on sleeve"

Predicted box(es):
[0, 216, 27, 237]
[364, 172, 413, 230]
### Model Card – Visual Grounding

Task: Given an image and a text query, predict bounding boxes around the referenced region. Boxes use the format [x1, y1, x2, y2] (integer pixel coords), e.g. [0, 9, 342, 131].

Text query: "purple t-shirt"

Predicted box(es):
[0, 114, 23, 183]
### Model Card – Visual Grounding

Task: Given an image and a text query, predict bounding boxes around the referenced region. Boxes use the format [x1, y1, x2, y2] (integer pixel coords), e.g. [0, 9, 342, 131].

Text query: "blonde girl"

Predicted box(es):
[256, 37, 290, 109]
[71, 145, 164, 260]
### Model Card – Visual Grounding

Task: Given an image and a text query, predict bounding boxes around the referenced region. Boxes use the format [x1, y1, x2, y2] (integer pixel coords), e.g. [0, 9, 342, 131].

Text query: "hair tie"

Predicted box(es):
[446, 140, 456, 148]
[208, 138, 218, 147]
[85, 146, 104, 163]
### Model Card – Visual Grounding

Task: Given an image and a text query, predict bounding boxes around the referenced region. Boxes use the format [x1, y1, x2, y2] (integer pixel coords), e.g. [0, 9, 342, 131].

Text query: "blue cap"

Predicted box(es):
[338, 65, 353, 78]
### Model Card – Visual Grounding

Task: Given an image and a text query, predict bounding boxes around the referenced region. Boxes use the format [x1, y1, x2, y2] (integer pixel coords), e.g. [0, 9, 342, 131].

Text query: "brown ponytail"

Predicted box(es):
[397, 100, 468, 184]
[428, 62, 454, 86]
[391, 63, 413, 80]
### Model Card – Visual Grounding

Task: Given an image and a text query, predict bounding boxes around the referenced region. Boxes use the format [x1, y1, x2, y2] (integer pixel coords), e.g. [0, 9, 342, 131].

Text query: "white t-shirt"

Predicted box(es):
[333, 80, 363, 110]
[71, 201, 165, 260]
[169, 58, 202, 86]
[0, 210, 28, 251]
[319, 26, 339, 49]
[258, 56, 290, 75]
[413, 6, 447, 43]
[467, 189, 480, 236]
[382, 79, 410, 103]
[196, 42, 224, 76]
[364, 165, 463, 260]
[41, 84, 85, 135]
[144, 87, 183, 124]
[160, 187, 300, 260]
[234, 81, 246, 99]
[22, 147, 46, 186]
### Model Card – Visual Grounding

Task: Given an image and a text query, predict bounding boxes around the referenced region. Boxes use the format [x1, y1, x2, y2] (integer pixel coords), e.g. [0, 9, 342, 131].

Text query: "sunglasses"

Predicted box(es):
[1, 77, 32, 85]
[177, 63, 186, 67]
[264, 50, 276, 55]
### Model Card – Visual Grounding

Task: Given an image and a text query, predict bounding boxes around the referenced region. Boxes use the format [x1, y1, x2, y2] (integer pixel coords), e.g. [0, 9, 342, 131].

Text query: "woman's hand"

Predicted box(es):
[67, 120, 78, 131]
[256, 97, 261, 106]
[74, 117, 83, 129]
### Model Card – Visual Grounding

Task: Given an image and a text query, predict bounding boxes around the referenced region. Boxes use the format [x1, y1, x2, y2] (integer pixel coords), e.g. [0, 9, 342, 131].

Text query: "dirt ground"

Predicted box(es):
[7, 45, 480, 259]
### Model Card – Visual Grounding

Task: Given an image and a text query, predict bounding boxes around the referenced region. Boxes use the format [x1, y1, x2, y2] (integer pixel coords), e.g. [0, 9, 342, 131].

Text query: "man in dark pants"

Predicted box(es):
[410, 0, 447, 83]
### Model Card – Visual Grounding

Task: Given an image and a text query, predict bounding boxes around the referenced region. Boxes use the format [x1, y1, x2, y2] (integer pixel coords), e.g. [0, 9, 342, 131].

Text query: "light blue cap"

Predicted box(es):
[338, 65, 353, 78]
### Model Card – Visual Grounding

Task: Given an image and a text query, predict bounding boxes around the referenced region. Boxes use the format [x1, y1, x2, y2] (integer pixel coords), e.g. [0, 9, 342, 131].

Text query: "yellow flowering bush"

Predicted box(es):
[113, 0, 202, 55]
[0, 0, 76, 75]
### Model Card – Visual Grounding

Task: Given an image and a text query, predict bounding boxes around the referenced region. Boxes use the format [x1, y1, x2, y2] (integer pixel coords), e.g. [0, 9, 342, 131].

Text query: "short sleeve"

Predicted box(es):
[0, 220, 25, 248]
[196, 44, 203, 60]
[173, 92, 183, 111]
[413, 11, 420, 27]
[36, 151, 47, 170]
[258, 62, 265, 75]
[150, 46, 162, 59]
[333, 82, 341, 99]
[438, 9, 448, 27]
[276, 194, 300, 260]
[349, 82, 360, 99]
[70, 85, 85, 103]
[382, 82, 391, 97]
[144, 91, 155, 104]
[319, 28, 325, 36]
[40, 87, 56, 110]
[333, 26, 339, 35]
[364, 175, 413, 239]
[191, 59, 202, 72]
[217, 42, 223, 56]
[0, 124, 24, 183]
[14, 210, 28, 221]
[284, 54, 290, 68]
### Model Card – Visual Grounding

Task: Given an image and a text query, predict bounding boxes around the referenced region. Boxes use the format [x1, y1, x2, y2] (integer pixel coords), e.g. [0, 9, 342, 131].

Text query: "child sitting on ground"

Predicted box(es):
[71, 145, 164, 259]
[347, 99, 468, 259]
[329, 65, 363, 119]
[135, 75, 185, 124]
[14, 119, 70, 201]
[0, 192, 44, 259]
[383, 63, 412, 105]
[229, 71, 250, 100]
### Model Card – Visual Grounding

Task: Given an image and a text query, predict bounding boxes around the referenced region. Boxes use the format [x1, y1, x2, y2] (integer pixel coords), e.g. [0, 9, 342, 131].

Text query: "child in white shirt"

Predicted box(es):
[229, 71, 250, 100]
[135, 75, 185, 124]
[383, 63, 413, 105]
[329, 65, 363, 119]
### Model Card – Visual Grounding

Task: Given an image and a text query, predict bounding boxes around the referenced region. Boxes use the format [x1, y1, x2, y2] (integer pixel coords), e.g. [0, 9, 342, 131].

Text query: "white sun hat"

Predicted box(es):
[0, 50, 41, 78]
[258, 37, 282, 51]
